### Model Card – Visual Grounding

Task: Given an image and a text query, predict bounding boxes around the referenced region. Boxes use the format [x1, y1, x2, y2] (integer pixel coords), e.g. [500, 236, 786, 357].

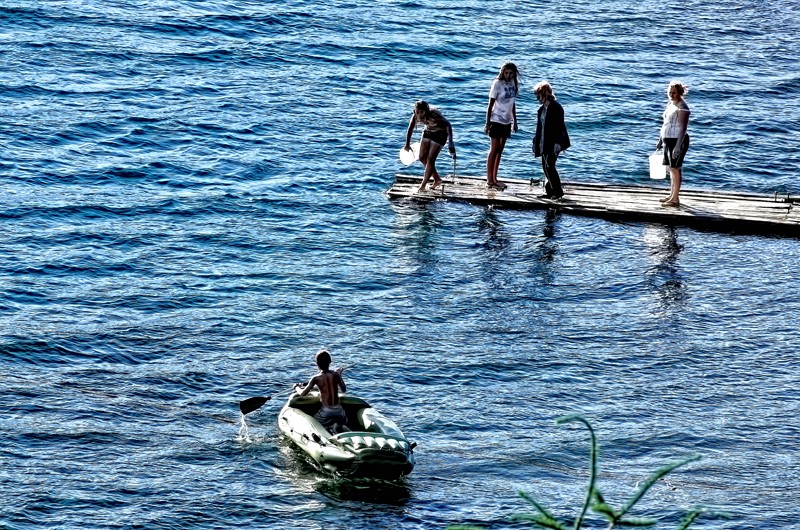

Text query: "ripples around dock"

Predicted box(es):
[1, 1, 799, 528]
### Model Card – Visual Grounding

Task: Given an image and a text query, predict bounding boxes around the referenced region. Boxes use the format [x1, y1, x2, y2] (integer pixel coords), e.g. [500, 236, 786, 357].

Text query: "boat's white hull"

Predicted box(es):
[278, 394, 415, 478]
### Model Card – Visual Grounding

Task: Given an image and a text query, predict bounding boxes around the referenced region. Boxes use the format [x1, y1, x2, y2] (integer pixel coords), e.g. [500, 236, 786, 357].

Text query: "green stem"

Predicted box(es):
[556, 415, 597, 530]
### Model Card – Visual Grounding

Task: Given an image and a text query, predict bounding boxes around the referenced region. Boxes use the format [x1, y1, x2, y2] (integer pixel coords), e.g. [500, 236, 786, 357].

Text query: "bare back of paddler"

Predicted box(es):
[297, 349, 350, 433]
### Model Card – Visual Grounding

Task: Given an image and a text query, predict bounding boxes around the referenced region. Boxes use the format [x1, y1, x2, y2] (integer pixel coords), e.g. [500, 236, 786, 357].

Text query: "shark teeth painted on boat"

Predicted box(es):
[277, 390, 415, 478]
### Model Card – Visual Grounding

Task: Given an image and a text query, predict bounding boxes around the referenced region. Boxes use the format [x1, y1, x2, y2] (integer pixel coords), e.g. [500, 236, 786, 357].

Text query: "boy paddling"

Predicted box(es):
[296, 349, 350, 434]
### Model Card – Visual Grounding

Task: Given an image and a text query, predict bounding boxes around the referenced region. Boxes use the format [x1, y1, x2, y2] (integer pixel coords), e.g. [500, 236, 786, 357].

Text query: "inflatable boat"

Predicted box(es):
[277, 389, 415, 478]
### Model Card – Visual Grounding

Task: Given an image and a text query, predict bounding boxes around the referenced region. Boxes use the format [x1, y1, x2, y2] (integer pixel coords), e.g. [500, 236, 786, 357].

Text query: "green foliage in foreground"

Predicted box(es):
[448, 415, 730, 530]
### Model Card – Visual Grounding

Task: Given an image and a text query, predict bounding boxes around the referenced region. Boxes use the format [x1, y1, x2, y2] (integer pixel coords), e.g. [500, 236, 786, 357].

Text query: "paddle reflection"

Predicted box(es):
[316, 477, 411, 506]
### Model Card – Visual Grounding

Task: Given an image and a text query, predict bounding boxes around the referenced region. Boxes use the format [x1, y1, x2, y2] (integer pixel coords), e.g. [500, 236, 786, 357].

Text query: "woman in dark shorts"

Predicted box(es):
[404, 100, 456, 192]
[656, 80, 690, 207]
[485, 62, 519, 189]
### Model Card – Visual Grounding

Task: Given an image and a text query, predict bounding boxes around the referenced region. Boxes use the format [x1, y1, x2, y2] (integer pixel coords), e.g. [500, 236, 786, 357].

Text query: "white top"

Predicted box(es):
[660, 100, 690, 138]
[489, 79, 517, 124]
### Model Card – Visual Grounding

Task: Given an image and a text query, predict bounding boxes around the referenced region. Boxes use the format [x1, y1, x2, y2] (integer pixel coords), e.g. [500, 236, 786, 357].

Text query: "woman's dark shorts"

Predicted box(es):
[488, 121, 512, 139]
[422, 128, 448, 146]
[662, 135, 690, 168]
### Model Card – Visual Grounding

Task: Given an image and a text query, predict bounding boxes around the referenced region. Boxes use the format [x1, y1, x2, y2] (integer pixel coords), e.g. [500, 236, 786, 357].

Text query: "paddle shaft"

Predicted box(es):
[238, 364, 354, 415]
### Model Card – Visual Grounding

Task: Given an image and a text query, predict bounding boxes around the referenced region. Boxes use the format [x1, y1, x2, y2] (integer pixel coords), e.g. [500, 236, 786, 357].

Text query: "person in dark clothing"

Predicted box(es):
[532, 81, 570, 200]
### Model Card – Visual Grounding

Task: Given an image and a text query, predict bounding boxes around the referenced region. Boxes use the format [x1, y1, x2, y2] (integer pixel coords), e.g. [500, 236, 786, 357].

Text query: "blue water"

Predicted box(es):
[1, 1, 800, 529]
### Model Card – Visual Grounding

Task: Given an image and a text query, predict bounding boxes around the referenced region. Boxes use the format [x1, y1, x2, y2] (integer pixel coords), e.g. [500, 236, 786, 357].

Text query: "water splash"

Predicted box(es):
[237, 412, 251, 443]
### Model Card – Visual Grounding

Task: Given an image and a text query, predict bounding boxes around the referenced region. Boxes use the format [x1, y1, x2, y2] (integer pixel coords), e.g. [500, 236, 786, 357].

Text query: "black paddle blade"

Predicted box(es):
[239, 396, 271, 415]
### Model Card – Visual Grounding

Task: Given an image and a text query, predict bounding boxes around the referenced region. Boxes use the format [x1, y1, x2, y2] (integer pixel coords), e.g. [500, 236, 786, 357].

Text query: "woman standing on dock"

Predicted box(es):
[404, 100, 456, 192]
[485, 62, 519, 190]
[657, 81, 690, 207]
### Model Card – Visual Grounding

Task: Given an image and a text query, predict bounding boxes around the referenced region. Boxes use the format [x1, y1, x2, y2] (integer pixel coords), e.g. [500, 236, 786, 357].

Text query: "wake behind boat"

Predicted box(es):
[278, 388, 416, 478]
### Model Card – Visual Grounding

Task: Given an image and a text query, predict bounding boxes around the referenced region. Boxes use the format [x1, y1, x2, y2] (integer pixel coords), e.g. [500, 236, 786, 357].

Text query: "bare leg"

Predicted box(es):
[493, 137, 507, 187]
[427, 143, 443, 188]
[671, 167, 682, 202]
[429, 143, 445, 189]
[486, 136, 507, 187]
[418, 141, 443, 191]
[486, 139, 498, 185]
[663, 167, 682, 206]
[416, 140, 431, 191]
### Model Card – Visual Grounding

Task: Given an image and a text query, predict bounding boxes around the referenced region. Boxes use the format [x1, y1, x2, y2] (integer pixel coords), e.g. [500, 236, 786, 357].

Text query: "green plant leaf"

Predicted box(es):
[616, 517, 659, 526]
[511, 513, 569, 530]
[451, 417, 713, 530]
[675, 509, 702, 530]
[619, 454, 702, 517]
[555, 415, 598, 530]
[591, 501, 617, 518]
[593, 487, 606, 505]
[518, 490, 561, 522]
[676, 506, 733, 529]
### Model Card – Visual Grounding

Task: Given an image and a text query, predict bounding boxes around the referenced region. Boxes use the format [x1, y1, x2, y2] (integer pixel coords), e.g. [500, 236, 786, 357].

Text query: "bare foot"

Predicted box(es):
[661, 200, 680, 207]
[431, 179, 443, 189]
[660, 196, 672, 203]
[416, 184, 427, 192]
[494, 181, 507, 190]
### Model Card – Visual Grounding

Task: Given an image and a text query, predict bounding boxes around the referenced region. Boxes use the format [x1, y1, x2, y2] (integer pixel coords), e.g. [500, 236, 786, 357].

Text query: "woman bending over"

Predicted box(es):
[404, 100, 456, 192]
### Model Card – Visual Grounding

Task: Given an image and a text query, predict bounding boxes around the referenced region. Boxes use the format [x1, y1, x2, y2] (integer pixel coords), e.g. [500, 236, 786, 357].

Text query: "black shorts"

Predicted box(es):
[422, 128, 448, 146]
[488, 122, 512, 139]
[662, 135, 690, 168]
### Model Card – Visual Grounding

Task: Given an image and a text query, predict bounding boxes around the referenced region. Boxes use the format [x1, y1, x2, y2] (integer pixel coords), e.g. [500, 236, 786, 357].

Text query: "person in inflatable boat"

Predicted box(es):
[297, 349, 351, 434]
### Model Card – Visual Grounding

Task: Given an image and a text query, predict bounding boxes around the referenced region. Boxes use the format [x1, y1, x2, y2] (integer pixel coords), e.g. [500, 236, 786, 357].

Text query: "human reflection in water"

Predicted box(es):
[477, 207, 512, 258]
[476, 206, 514, 290]
[536, 209, 559, 262]
[524, 208, 560, 284]
[644, 224, 687, 312]
[391, 202, 440, 277]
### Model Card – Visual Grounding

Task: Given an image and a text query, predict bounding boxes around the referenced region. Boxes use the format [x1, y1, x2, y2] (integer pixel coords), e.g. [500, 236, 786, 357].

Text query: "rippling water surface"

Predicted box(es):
[1, 1, 799, 529]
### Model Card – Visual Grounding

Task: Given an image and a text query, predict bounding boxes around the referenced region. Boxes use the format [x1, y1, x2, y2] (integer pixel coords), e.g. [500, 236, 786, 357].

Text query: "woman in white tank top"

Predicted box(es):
[656, 81, 690, 207]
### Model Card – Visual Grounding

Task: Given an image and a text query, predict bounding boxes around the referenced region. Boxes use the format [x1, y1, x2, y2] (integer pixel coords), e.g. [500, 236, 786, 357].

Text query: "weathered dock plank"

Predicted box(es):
[387, 174, 799, 236]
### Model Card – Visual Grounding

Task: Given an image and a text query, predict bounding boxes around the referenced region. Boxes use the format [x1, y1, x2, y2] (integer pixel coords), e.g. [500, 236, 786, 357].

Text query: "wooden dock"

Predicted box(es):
[387, 174, 800, 237]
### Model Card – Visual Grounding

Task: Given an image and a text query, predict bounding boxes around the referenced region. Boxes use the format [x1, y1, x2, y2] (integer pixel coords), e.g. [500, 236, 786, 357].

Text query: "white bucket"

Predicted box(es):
[399, 142, 420, 166]
[649, 151, 667, 179]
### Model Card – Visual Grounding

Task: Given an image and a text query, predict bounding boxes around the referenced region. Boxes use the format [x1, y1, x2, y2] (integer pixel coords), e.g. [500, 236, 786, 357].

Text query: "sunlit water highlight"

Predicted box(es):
[1, 1, 799, 529]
